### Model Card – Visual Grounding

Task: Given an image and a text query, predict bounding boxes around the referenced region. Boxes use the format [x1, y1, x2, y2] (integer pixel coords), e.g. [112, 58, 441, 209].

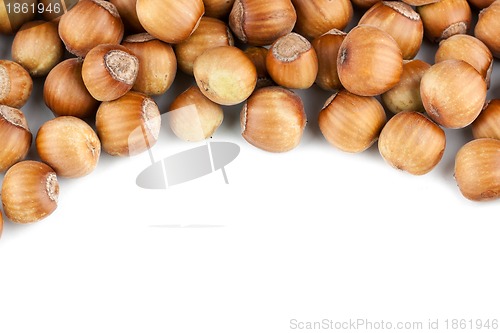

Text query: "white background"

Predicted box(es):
[1, 7, 500, 333]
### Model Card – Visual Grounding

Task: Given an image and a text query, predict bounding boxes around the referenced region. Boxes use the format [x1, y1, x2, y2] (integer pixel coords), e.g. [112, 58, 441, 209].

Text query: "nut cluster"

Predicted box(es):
[1, 0, 500, 237]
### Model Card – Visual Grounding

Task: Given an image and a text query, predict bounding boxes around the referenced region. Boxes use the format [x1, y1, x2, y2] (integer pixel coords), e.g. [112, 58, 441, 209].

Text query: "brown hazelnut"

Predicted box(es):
[417, 0, 472, 43]
[109, 0, 145, 33]
[229, 0, 297, 46]
[82, 44, 139, 102]
[420, 59, 487, 129]
[12, 20, 64, 76]
[312, 29, 346, 91]
[351, 0, 383, 8]
[0, 209, 3, 238]
[378, 111, 446, 175]
[122, 33, 177, 96]
[472, 100, 500, 140]
[435, 34, 493, 87]
[468, 0, 495, 8]
[0, 105, 32, 173]
[136, 0, 205, 44]
[174, 17, 234, 76]
[1, 160, 59, 223]
[359, 1, 424, 60]
[474, 0, 500, 58]
[455, 138, 500, 201]
[58, 0, 124, 57]
[204, 0, 236, 18]
[36, 116, 101, 178]
[244, 46, 274, 89]
[96, 91, 161, 156]
[44, 58, 99, 119]
[0, 59, 33, 109]
[266, 32, 318, 90]
[402, 0, 439, 5]
[337, 25, 403, 97]
[291, 0, 353, 40]
[319, 90, 387, 153]
[241, 86, 307, 153]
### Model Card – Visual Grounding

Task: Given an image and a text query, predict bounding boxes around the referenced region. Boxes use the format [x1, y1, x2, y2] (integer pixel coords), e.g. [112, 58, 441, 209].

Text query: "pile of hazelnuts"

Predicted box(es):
[1, 0, 500, 235]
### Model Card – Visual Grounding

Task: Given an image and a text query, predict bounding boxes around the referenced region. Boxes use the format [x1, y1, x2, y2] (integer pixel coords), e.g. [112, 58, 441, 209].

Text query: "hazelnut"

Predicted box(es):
[474, 0, 500, 58]
[0, 59, 33, 109]
[291, 0, 353, 40]
[337, 25, 403, 97]
[468, 0, 495, 8]
[229, 0, 297, 46]
[44, 58, 99, 119]
[378, 111, 446, 175]
[96, 91, 161, 156]
[311, 29, 346, 91]
[402, 0, 439, 5]
[417, 0, 472, 43]
[435, 34, 493, 87]
[109, 0, 145, 33]
[12, 20, 64, 76]
[244, 46, 274, 89]
[420, 59, 487, 129]
[82, 44, 139, 102]
[36, 116, 101, 178]
[455, 138, 500, 201]
[351, 0, 383, 8]
[58, 0, 124, 57]
[168, 85, 224, 142]
[204, 0, 236, 18]
[193, 46, 257, 106]
[472, 100, 500, 140]
[381, 59, 431, 114]
[266, 32, 318, 90]
[136, 0, 205, 44]
[174, 17, 234, 76]
[1, 160, 59, 224]
[359, 1, 424, 60]
[122, 33, 177, 96]
[241, 86, 307, 153]
[319, 90, 387, 153]
[0, 105, 32, 173]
